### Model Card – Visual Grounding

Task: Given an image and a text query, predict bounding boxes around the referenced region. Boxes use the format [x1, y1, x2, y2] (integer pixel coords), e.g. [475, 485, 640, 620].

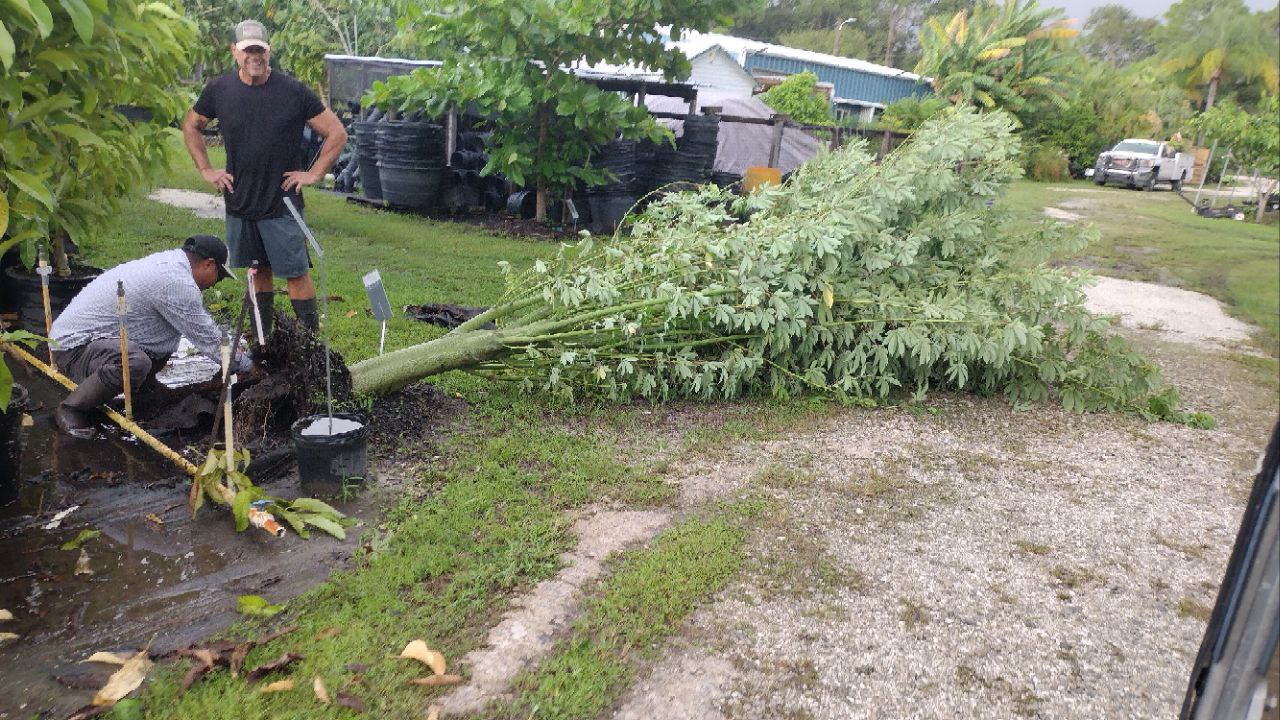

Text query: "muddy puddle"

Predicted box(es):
[0, 365, 392, 718]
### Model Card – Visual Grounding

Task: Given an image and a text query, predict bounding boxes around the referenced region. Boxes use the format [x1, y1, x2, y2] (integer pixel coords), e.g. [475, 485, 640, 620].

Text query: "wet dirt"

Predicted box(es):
[0, 329, 459, 717]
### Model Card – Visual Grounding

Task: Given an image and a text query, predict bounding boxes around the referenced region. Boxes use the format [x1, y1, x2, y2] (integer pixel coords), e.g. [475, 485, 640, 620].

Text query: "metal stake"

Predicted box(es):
[117, 281, 132, 419]
[37, 245, 54, 367]
[247, 261, 266, 346]
[282, 197, 333, 432]
[220, 332, 235, 474]
[1210, 151, 1232, 209]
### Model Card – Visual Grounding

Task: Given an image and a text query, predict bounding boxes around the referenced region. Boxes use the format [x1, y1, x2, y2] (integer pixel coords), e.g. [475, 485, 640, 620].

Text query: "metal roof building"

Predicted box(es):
[662, 30, 930, 114]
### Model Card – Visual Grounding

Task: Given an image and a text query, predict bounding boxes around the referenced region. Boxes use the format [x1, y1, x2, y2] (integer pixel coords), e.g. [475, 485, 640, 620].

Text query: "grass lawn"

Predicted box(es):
[61, 154, 1275, 719]
[1002, 179, 1280, 355]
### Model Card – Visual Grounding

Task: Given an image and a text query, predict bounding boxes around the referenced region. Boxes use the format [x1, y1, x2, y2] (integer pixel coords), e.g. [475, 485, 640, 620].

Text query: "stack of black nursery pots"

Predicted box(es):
[586, 140, 640, 234]
[649, 114, 720, 188]
[376, 122, 447, 211]
[351, 120, 384, 201]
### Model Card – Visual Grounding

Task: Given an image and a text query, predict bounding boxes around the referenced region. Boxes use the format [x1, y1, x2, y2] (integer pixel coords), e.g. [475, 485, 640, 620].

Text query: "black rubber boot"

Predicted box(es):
[291, 297, 319, 331]
[56, 374, 117, 439]
[255, 292, 276, 338]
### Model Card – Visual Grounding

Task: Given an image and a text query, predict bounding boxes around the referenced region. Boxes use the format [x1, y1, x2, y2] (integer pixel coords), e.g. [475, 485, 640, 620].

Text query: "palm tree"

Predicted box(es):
[915, 0, 1079, 121]
[1157, 0, 1279, 112]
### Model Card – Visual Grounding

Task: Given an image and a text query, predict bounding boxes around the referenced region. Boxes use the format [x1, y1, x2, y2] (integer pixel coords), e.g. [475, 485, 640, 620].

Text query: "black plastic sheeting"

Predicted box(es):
[403, 303, 492, 329]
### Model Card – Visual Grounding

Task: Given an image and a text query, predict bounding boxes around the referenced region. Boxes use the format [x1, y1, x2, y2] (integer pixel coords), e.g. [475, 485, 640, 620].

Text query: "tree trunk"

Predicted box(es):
[534, 103, 549, 222]
[1196, 69, 1221, 146]
[883, 5, 899, 66]
[51, 229, 71, 277]
[1257, 177, 1275, 224]
[350, 328, 508, 396]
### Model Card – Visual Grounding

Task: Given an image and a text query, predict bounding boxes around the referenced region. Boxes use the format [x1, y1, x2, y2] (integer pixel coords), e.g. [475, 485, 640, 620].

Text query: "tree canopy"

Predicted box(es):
[1157, 0, 1279, 111]
[1079, 5, 1158, 67]
[1, 0, 195, 275]
[758, 72, 836, 125]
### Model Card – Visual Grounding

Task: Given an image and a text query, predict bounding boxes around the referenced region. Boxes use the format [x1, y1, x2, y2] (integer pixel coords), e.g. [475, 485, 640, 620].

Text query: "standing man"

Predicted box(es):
[50, 236, 250, 437]
[181, 19, 348, 334]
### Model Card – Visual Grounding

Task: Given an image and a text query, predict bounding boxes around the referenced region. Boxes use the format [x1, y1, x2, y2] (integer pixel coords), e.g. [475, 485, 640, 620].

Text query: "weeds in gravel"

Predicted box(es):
[492, 516, 746, 720]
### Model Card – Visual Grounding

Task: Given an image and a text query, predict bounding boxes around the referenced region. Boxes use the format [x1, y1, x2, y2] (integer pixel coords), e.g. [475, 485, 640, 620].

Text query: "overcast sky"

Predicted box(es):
[1044, 0, 1276, 22]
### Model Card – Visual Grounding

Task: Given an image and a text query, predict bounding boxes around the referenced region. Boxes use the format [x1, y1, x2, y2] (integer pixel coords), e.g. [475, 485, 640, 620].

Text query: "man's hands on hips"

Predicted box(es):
[281, 170, 322, 192]
[201, 168, 234, 193]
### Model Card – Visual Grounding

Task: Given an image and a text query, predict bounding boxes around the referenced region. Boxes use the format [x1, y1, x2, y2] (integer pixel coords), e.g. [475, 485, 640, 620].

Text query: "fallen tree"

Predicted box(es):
[350, 109, 1207, 423]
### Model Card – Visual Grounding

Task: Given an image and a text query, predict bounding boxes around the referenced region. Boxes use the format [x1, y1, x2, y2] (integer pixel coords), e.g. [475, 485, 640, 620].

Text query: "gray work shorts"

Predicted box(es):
[225, 214, 312, 279]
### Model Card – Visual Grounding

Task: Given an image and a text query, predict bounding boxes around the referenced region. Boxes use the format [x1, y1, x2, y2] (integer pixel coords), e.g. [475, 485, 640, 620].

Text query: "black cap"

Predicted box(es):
[182, 235, 237, 281]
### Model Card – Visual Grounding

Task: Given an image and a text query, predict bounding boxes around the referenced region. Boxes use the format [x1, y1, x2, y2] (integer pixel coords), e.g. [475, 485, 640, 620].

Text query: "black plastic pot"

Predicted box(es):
[1, 383, 30, 505]
[506, 190, 537, 219]
[291, 412, 368, 497]
[4, 265, 101, 334]
[587, 193, 637, 234]
[379, 165, 445, 210]
[351, 121, 384, 200]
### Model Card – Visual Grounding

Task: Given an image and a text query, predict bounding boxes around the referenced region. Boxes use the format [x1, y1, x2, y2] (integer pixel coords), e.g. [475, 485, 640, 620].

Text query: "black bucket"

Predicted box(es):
[1, 383, 30, 505]
[3, 265, 99, 334]
[291, 412, 368, 497]
[506, 190, 536, 219]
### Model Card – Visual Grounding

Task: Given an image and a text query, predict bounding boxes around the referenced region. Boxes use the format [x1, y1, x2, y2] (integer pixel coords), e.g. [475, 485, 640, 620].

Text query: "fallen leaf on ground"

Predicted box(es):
[426, 706, 440, 720]
[83, 651, 132, 666]
[61, 529, 101, 550]
[335, 692, 366, 712]
[245, 652, 303, 683]
[145, 513, 164, 526]
[178, 648, 225, 692]
[313, 676, 330, 704]
[230, 643, 251, 677]
[0, 609, 12, 621]
[257, 624, 299, 645]
[91, 649, 153, 706]
[0, 632, 19, 643]
[408, 674, 462, 687]
[314, 627, 341, 640]
[260, 679, 294, 693]
[344, 309, 358, 318]
[74, 548, 93, 576]
[236, 594, 283, 617]
[399, 640, 446, 675]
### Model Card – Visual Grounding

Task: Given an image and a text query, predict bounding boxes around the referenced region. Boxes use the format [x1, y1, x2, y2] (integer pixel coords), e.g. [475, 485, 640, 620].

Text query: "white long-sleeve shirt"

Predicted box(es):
[50, 249, 225, 361]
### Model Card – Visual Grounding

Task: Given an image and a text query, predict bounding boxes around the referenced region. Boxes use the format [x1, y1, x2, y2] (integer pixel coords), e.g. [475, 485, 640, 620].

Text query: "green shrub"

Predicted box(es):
[880, 95, 949, 132]
[758, 71, 834, 126]
[1026, 144, 1070, 182]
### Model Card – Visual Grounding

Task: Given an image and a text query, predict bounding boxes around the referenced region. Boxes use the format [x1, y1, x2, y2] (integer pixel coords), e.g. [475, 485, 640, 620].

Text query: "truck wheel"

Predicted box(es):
[1171, 170, 1186, 193]
[1142, 172, 1156, 191]
[1094, 172, 1106, 186]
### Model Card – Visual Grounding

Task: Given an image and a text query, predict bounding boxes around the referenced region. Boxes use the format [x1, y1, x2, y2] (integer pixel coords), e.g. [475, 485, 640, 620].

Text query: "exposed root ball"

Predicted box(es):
[235, 312, 353, 445]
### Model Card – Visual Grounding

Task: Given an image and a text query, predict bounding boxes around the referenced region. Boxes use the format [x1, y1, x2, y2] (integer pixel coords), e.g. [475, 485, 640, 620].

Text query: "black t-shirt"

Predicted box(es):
[193, 72, 326, 220]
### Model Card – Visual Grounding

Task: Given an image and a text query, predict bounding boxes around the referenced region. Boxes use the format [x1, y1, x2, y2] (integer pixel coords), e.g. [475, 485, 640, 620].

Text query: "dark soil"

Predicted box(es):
[235, 312, 354, 447]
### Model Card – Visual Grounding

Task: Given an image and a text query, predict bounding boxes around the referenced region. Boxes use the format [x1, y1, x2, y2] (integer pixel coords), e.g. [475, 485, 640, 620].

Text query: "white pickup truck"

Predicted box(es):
[1090, 139, 1195, 191]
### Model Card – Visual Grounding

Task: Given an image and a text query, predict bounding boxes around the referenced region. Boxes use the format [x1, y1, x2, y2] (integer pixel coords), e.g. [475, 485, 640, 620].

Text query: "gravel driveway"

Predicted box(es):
[609, 328, 1275, 718]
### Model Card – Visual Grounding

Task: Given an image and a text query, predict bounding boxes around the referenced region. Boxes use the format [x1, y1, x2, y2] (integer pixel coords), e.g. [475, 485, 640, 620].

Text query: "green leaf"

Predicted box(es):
[4, 170, 53, 210]
[273, 507, 310, 539]
[235, 594, 283, 617]
[58, 0, 93, 42]
[23, 0, 55, 38]
[53, 125, 105, 146]
[0, 191, 8, 238]
[299, 514, 345, 540]
[60, 529, 100, 550]
[231, 490, 252, 533]
[34, 49, 79, 72]
[0, 21, 14, 71]
[287, 498, 342, 519]
[0, 361, 11, 412]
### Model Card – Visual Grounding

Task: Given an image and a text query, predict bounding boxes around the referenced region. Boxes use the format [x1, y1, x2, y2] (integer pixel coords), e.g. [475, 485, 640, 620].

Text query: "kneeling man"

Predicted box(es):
[49, 235, 251, 437]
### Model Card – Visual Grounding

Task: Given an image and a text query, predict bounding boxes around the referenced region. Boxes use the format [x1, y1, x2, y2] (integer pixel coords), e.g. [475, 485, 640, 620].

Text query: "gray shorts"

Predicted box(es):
[225, 214, 312, 279]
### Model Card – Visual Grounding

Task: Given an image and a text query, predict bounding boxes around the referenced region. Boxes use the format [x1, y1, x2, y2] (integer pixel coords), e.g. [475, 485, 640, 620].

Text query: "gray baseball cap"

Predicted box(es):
[233, 20, 270, 51]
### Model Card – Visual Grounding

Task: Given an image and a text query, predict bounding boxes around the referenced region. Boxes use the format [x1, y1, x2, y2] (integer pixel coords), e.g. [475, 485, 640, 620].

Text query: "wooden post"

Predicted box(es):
[829, 126, 842, 152]
[767, 114, 789, 168]
[878, 130, 892, 162]
[689, 89, 698, 116]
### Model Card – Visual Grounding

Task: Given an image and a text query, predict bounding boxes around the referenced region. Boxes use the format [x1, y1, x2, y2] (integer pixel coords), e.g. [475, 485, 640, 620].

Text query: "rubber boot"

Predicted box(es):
[56, 374, 117, 439]
[291, 297, 319, 331]
[255, 292, 276, 339]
